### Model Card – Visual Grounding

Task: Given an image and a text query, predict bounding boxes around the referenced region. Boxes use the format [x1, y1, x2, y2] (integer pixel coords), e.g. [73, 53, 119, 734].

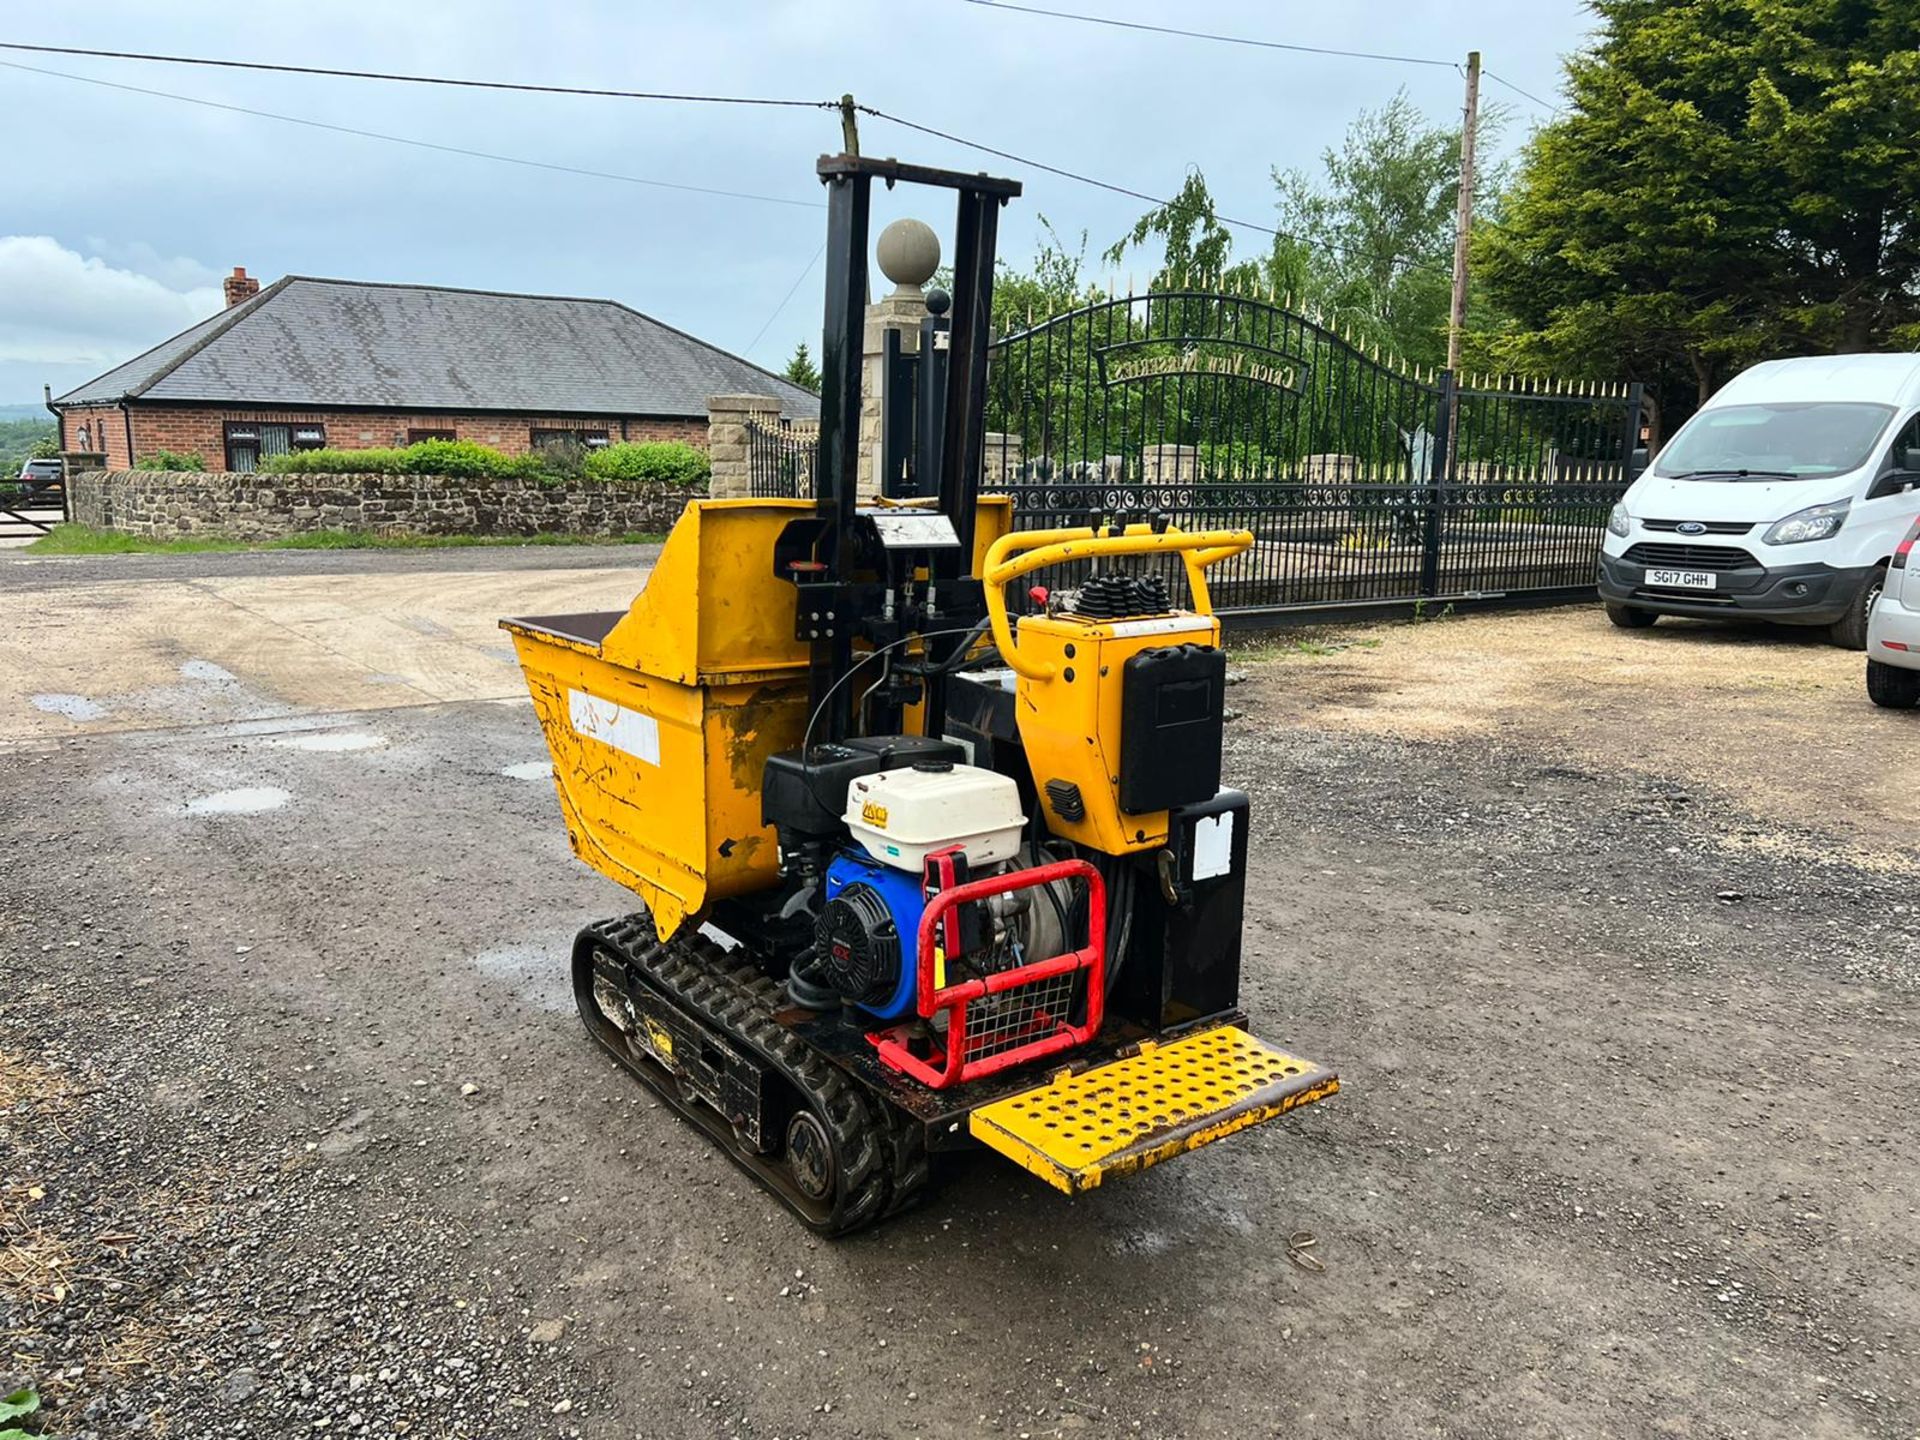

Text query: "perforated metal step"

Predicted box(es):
[968, 1025, 1337, 1193]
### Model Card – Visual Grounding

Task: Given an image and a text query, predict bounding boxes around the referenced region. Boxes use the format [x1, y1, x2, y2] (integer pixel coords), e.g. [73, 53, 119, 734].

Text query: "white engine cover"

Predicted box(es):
[844, 763, 1026, 872]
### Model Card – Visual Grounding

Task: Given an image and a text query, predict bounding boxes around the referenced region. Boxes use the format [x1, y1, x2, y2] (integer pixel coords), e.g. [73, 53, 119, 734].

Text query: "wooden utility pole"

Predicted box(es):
[1446, 50, 1481, 375]
[839, 94, 861, 157]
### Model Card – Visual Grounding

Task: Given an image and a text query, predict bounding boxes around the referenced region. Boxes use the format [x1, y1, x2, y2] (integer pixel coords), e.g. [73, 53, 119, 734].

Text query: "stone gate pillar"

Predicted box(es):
[707, 394, 783, 499]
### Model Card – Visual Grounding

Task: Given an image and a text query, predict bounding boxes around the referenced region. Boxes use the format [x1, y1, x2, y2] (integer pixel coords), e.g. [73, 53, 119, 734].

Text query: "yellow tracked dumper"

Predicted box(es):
[504, 155, 1337, 1234]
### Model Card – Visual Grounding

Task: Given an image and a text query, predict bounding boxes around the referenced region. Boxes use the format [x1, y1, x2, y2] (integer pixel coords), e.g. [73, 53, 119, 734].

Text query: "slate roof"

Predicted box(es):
[54, 277, 819, 419]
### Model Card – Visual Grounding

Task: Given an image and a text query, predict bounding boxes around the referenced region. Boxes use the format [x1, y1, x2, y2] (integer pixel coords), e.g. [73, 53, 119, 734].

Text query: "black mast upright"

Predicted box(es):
[811, 160, 873, 742]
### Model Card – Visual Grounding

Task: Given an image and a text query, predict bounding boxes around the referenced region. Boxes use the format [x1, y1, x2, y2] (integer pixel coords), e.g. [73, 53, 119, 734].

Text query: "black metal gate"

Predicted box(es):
[742, 287, 1644, 623]
[983, 289, 1642, 621]
[0, 464, 68, 542]
[746, 416, 817, 499]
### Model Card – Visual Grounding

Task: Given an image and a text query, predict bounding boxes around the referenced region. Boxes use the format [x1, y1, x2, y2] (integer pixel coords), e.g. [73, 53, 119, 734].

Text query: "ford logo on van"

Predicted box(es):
[1676, 521, 1708, 535]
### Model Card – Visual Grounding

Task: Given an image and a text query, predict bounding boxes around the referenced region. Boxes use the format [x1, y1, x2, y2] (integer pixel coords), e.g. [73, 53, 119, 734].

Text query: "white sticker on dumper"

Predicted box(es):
[567, 689, 660, 766]
[1192, 811, 1234, 881]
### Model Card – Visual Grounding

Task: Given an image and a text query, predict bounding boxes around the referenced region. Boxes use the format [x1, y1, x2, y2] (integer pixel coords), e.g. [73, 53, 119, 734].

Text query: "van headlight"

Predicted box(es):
[1606, 503, 1632, 538]
[1763, 499, 1849, 545]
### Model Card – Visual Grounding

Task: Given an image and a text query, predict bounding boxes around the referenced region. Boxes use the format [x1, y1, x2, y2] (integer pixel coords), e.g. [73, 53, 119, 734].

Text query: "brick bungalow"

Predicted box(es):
[52, 267, 817, 470]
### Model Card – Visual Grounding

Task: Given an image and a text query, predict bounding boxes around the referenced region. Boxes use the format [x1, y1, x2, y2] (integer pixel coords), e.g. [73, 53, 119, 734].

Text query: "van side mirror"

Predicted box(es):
[1627, 446, 1650, 481]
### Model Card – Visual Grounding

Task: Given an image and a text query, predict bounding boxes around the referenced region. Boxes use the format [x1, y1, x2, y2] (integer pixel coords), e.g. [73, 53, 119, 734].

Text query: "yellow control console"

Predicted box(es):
[980, 523, 1254, 857]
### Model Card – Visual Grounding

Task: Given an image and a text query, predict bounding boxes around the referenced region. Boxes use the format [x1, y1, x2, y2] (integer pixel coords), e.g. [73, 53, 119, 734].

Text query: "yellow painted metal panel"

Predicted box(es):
[502, 499, 816, 941]
[968, 1026, 1338, 1194]
[600, 499, 815, 684]
[1013, 611, 1219, 853]
[505, 634, 806, 940]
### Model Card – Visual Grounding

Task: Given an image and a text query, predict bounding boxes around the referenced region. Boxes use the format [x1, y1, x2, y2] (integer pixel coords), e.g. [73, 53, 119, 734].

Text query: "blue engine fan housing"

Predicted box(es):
[818, 850, 929, 1022]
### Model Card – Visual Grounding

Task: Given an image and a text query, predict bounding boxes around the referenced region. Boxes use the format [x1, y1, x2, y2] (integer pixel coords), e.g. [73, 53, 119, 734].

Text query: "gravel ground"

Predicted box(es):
[2, 575, 1916, 1438]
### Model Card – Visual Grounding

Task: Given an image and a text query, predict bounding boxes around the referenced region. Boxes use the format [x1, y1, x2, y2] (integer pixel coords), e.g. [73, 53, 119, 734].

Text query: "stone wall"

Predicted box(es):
[68, 469, 703, 542]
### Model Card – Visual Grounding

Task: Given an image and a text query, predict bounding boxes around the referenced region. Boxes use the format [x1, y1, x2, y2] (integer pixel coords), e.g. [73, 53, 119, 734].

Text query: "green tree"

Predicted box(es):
[1479, 0, 1920, 434]
[1104, 170, 1251, 290]
[1276, 91, 1506, 368]
[782, 341, 821, 394]
[975, 218, 1107, 334]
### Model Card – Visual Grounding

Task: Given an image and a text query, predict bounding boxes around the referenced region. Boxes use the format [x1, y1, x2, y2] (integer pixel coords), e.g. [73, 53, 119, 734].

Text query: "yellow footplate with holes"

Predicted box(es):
[968, 1026, 1338, 1194]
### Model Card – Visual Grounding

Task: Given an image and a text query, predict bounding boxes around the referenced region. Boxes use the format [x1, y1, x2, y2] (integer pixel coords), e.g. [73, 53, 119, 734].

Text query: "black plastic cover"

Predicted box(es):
[762, 734, 966, 835]
[1118, 644, 1226, 815]
[1109, 789, 1248, 1031]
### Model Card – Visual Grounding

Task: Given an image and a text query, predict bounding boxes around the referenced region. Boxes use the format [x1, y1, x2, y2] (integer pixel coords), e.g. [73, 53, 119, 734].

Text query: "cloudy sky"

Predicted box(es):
[1, 1, 1595, 406]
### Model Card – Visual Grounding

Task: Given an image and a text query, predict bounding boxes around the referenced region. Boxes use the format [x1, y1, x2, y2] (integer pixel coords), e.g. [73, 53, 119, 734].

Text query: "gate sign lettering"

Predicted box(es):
[1097, 339, 1307, 396]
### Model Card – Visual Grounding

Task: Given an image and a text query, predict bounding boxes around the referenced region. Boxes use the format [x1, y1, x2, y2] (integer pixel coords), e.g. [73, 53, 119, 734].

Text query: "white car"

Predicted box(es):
[1599, 353, 1920, 649]
[1866, 518, 1920, 708]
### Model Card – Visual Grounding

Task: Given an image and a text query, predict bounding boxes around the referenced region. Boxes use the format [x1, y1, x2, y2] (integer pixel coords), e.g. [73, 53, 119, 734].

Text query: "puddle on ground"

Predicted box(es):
[277, 732, 386, 753]
[31, 693, 109, 721]
[183, 786, 291, 817]
[501, 761, 551, 780]
[472, 945, 571, 1014]
[180, 659, 238, 683]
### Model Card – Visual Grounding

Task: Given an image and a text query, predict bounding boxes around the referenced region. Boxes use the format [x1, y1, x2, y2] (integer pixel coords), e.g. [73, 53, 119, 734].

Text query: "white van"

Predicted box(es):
[1598, 353, 1920, 648]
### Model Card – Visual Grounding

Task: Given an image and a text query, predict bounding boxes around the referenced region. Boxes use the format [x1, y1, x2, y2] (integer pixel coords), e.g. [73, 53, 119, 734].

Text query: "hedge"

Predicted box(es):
[583, 441, 710, 486]
[258, 438, 708, 486]
[134, 448, 207, 471]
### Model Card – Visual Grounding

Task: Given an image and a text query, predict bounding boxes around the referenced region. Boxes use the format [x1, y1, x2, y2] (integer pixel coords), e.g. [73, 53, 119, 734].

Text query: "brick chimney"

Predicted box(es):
[223, 266, 260, 308]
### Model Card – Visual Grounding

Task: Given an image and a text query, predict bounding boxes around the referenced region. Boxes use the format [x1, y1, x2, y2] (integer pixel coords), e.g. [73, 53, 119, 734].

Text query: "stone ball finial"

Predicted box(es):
[876, 218, 940, 297]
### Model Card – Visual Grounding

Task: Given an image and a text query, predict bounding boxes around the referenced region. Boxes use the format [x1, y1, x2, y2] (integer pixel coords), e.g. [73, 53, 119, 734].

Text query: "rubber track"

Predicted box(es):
[585, 914, 929, 1236]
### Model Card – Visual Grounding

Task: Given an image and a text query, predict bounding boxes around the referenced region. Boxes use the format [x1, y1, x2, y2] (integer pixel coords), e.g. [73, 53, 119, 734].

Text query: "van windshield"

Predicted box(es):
[1653, 401, 1894, 480]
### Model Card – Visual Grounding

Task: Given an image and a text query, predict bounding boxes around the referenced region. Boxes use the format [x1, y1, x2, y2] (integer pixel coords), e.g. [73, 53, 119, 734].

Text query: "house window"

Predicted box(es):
[225, 422, 325, 472]
[407, 427, 457, 444]
[530, 428, 610, 452]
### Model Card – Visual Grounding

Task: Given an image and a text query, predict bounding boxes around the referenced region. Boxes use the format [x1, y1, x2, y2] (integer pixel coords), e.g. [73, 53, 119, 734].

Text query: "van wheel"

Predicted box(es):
[1866, 659, 1920, 709]
[1828, 566, 1885, 651]
[1604, 602, 1658, 629]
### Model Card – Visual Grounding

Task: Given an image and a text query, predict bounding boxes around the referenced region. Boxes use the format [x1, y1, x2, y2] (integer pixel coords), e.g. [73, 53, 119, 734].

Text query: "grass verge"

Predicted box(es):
[22, 525, 664, 555]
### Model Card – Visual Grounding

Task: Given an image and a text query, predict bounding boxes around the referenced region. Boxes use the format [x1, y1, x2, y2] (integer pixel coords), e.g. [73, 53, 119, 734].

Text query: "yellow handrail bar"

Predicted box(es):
[980, 523, 1254, 680]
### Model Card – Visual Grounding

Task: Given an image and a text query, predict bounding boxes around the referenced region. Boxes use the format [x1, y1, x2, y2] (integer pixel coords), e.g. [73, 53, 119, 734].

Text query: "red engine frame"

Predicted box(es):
[872, 855, 1106, 1089]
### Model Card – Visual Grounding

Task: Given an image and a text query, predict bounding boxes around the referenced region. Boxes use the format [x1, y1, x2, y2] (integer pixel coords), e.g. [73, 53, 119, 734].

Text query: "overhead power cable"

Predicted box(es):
[745, 242, 828, 356]
[0, 40, 835, 108]
[956, 1, 1559, 112]
[5, 39, 1420, 259]
[1482, 69, 1560, 113]
[956, 0, 1454, 69]
[859, 106, 1287, 243]
[0, 60, 825, 209]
